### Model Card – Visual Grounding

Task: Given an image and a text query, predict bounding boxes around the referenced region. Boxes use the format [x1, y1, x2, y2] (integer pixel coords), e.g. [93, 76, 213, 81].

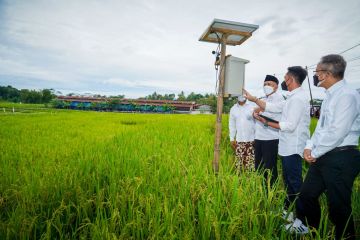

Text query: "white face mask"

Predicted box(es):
[263, 86, 274, 96]
[237, 96, 246, 102]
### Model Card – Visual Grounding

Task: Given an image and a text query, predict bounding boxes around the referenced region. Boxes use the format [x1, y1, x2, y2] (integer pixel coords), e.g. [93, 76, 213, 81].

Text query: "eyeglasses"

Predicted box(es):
[313, 69, 328, 76]
[313, 69, 327, 73]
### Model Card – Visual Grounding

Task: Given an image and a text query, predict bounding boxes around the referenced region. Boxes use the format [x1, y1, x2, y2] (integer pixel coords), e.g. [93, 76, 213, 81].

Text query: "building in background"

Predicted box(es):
[55, 96, 200, 113]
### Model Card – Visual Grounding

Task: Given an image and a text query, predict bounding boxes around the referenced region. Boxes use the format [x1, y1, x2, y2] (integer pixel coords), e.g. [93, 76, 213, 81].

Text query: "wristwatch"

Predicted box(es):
[264, 121, 268, 127]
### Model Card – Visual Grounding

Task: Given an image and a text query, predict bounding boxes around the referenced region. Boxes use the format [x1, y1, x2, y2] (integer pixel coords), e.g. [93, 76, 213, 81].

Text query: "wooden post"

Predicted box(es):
[213, 36, 227, 173]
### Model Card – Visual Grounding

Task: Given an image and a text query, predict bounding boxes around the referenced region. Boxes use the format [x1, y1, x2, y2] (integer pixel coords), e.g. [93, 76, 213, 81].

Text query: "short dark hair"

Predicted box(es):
[287, 66, 307, 85]
[319, 54, 347, 79]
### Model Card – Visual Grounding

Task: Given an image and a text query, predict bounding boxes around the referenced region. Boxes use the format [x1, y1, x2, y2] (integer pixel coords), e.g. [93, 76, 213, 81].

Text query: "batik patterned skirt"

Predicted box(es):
[235, 141, 255, 171]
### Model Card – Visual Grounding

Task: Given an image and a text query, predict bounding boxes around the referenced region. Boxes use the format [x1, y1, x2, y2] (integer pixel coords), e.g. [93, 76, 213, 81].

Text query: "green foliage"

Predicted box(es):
[144, 91, 236, 113]
[0, 85, 21, 102]
[0, 85, 56, 104]
[145, 92, 176, 100]
[177, 91, 186, 101]
[0, 112, 357, 239]
[50, 99, 65, 108]
[0, 101, 46, 109]
[1, 86, 239, 113]
[42, 89, 54, 103]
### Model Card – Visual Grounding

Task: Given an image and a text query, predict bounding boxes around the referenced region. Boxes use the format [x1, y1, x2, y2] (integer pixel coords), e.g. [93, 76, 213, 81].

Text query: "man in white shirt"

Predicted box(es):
[229, 95, 256, 171]
[294, 55, 360, 239]
[244, 66, 310, 221]
[254, 75, 285, 187]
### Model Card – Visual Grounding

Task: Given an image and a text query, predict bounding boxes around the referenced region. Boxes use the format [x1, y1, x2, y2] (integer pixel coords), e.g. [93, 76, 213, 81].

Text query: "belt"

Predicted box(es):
[327, 145, 358, 154]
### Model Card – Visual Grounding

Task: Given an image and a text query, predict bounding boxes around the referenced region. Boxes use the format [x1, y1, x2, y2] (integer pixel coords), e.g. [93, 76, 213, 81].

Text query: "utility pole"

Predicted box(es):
[213, 37, 227, 173]
[199, 19, 258, 174]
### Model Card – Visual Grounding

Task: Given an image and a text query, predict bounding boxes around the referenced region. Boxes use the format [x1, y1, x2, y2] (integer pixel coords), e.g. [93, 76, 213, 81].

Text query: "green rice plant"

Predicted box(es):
[0, 101, 46, 109]
[0, 112, 358, 239]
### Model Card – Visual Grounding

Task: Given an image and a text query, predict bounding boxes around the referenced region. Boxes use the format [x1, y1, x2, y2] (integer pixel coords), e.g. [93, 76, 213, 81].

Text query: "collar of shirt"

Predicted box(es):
[287, 87, 302, 98]
[261, 90, 281, 101]
[236, 102, 249, 108]
[325, 79, 345, 97]
[266, 91, 278, 100]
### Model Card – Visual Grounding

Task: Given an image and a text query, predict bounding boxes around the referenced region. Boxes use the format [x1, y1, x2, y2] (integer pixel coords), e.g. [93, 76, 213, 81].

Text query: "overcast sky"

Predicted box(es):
[0, 0, 359, 99]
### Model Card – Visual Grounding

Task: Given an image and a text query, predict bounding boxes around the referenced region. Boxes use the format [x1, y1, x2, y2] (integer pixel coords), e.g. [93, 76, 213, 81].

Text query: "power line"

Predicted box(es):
[307, 41, 360, 68]
[347, 55, 360, 62]
[262, 44, 360, 74]
[338, 43, 360, 55]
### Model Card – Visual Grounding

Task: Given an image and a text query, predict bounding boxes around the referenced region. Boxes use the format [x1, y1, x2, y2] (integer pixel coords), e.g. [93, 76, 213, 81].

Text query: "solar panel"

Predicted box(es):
[199, 19, 259, 46]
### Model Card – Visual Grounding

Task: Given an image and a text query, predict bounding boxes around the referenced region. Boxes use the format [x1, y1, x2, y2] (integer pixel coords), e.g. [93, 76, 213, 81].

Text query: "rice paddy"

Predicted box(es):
[0, 108, 359, 239]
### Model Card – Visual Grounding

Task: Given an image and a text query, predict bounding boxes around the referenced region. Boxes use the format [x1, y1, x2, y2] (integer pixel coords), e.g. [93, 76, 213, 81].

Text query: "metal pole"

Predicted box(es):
[213, 36, 227, 173]
[305, 66, 315, 115]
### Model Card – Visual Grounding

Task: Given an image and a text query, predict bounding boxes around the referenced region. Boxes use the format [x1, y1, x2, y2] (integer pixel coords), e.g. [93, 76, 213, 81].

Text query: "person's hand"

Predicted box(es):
[253, 111, 260, 120]
[230, 141, 237, 151]
[243, 89, 257, 102]
[254, 107, 262, 114]
[304, 149, 316, 163]
[253, 111, 266, 124]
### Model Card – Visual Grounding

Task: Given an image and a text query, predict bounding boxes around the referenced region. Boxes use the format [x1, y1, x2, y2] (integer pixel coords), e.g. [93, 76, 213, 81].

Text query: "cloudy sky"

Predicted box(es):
[0, 0, 359, 99]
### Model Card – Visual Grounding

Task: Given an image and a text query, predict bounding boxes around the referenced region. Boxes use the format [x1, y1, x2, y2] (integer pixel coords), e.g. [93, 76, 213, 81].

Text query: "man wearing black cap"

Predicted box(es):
[244, 66, 310, 228]
[253, 75, 285, 187]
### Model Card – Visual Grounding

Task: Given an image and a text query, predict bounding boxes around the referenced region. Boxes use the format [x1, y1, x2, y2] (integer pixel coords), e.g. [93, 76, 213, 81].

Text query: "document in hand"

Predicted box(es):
[259, 114, 279, 124]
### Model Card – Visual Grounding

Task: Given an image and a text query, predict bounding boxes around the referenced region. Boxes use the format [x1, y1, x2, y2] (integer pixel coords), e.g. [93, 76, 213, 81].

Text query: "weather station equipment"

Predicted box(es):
[199, 19, 258, 173]
[224, 56, 249, 97]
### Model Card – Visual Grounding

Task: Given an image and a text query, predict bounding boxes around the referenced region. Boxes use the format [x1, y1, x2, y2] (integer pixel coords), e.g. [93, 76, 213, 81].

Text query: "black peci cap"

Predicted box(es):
[264, 75, 279, 84]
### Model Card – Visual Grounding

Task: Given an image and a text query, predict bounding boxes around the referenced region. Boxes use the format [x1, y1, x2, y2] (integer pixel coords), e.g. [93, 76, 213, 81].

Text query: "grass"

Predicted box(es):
[0, 101, 57, 115]
[0, 101, 47, 109]
[0, 110, 358, 239]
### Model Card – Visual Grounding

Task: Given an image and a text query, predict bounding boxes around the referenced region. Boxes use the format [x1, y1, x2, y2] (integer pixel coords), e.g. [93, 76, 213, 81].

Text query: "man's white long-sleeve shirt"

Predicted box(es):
[266, 87, 310, 157]
[305, 80, 360, 158]
[255, 91, 285, 140]
[229, 102, 256, 142]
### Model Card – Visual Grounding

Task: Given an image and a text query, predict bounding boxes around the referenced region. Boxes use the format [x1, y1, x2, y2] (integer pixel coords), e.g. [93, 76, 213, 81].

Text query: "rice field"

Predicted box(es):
[0, 108, 359, 239]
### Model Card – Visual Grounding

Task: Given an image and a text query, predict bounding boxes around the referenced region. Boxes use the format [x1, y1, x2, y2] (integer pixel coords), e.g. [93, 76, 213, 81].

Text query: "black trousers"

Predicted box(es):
[254, 139, 279, 187]
[296, 149, 360, 240]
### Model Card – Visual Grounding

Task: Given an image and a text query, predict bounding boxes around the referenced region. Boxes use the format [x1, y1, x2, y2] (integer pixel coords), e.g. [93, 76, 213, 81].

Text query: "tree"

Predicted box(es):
[0, 85, 20, 102]
[50, 99, 64, 108]
[177, 91, 186, 101]
[198, 94, 217, 112]
[42, 89, 55, 103]
[110, 95, 125, 99]
[90, 102, 99, 110]
[77, 102, 84, 110]
[186, 92, 203, 101]
[109, 99, 121, 110]
[223, 97, 237, 113]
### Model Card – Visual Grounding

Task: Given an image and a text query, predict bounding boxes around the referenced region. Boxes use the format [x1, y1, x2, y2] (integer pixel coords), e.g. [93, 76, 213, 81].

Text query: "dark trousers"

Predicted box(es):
[296, 149, 360, 240]
[254, 139, 279, 187]
[281, 154, 303, 209]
